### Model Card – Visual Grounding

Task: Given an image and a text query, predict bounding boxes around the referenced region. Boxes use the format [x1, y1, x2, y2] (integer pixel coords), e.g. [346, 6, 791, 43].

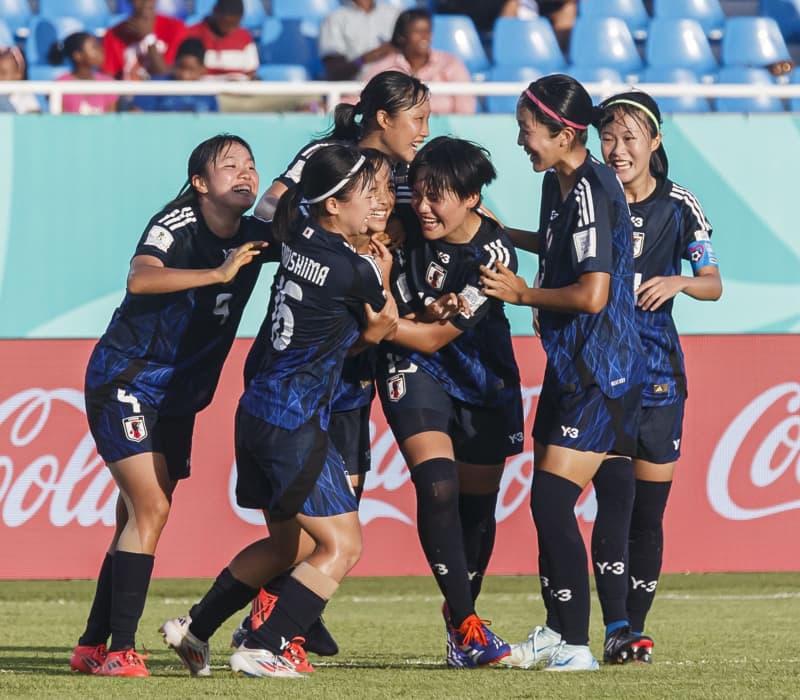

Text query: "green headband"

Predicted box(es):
[605, 98, 660, 133]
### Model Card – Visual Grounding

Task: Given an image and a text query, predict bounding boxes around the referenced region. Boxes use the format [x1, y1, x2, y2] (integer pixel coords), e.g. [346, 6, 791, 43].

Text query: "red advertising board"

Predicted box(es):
[0, 336, 798, 579]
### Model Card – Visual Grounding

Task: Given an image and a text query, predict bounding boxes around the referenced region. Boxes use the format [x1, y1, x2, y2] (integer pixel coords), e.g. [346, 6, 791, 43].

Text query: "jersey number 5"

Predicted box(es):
[271, 275, 303, 350]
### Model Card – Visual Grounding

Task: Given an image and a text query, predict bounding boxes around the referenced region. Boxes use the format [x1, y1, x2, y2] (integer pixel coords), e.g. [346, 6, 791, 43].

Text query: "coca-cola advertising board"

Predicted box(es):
[0, 335, 797, 579]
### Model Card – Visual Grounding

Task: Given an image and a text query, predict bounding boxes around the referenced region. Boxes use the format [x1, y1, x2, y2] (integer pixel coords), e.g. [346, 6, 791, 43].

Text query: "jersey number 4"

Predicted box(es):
[271, 275, 303, 350]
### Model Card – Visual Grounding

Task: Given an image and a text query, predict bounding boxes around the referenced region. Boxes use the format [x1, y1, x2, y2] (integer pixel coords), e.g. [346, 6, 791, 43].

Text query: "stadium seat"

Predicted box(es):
[645, 18, 718, 77]
[116, 0, 189, 18]
[787, 67, 800, 110]
[567, 66, 624, 99]
[0, 0, 31, 38]
[27, 64, 70, 81]
[259, 18, 322, 79]
[271, 0, 338, 21]
[578, 0, 650, 41]
[569, 16, 644, 78]
[25, 16, 86, 66]
[38, 0, 110, 32]
[193, 0, 267, 30]
[653, 0, 725, 40]
[485, 64, 542, 113]
[256, 63, 310, 81]
[721, 16, 791, 67]
[491, 17, 566, 72]
[0, 18, 12, 47]
[641, 66, 711, 113]
[713, 66, 783, 111]
[761, 0, 800, 42]
[431, 14, 490, 75]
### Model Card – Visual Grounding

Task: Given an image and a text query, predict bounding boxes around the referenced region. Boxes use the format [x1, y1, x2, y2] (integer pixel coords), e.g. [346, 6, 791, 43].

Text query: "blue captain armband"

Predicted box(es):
[687, 240, 718, 273]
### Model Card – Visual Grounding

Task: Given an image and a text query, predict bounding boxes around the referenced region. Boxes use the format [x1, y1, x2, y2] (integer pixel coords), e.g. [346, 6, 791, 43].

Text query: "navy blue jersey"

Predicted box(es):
[630, 177, 714, 406]
[331, 349, 376, 411]
[381, 214, 521, 407]
[240, 218, 387, 430]
[85, 204, 275, 415]
[536, 153, 645, 399]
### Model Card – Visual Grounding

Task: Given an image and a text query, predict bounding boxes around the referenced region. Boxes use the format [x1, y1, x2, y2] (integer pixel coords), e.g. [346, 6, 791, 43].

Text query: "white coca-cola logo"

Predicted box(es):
[707, 382, 800, 520]
[228, 384, 598, 526]
[0, 389, 116, 527]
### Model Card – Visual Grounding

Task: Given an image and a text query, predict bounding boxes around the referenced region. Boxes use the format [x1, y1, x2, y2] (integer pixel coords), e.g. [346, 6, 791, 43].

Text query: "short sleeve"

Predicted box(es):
[571, 179, 614, 276]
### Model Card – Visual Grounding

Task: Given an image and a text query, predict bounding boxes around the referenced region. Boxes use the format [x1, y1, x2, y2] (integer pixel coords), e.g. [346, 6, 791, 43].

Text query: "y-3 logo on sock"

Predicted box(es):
[552, 588, 573, 602]
[595, 561, 625, 575]
[630, 576, 658, 593]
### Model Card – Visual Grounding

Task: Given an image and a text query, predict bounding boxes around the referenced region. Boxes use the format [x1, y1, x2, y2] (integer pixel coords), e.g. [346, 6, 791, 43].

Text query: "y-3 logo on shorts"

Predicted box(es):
[673, 439, 681, 450]
[561, 425, 580, 438]
[508, 432, 524, 444]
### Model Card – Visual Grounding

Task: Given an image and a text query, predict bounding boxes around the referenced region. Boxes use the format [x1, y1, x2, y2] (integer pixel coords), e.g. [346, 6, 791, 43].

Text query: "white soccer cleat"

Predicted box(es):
[229, 645, 305, 679]
[160, 616, 211, 677]
[543, 642, 600, 672]
[499, 624, 561, 669]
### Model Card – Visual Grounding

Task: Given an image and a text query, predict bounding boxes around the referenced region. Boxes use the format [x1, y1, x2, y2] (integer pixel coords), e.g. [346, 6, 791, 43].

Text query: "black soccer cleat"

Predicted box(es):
[602, 626, 654, 664]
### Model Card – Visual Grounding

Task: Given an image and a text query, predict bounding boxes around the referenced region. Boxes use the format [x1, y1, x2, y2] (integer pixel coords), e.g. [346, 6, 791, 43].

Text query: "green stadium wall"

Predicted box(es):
[0, 112, 798, 339]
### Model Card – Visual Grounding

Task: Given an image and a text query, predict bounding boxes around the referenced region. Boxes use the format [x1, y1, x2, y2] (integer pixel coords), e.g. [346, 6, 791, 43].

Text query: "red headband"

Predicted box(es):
[524, 88, 587, 131]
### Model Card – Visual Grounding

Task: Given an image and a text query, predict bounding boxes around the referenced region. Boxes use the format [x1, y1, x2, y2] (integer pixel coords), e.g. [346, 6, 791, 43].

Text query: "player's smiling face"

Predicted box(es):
[326, 181, 377, 241]
[516, 104, 562, 172]
[378, 98, 431, 164]
[600, 110, 661, 190]
[195, 142, 258, 212]
[411, 170, 479, 243]
[367, 162, 395, 235]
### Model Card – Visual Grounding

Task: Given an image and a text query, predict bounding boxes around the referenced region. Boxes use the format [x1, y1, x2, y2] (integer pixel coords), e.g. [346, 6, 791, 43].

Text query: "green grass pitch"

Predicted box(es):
[1, 573, 799, 699]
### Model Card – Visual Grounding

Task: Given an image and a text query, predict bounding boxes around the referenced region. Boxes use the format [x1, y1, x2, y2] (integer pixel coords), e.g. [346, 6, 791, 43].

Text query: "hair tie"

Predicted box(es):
[304, 155, 367, 204]
[524, 88, 588, 131]
[603, 98, 661, 133]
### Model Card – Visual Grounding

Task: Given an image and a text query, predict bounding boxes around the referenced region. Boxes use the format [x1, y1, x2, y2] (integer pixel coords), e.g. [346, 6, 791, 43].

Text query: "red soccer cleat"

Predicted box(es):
[70, 643, 107, 674]
[93, 648, 150, 677]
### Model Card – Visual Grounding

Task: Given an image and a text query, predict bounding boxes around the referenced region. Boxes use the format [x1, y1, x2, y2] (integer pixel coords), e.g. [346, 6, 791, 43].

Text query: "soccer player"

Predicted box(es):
[162, 144, 397, 678]
[591, 90, 722, 663]
[479, 74, 647, 672]
[71, 134, 271, 677]
[376, 136, 523, 667]
[254, 69, 430, 230]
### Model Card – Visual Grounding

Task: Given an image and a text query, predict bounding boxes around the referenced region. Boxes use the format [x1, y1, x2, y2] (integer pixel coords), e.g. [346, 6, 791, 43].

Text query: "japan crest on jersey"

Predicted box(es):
[122, 415, 148, 442]
[632, 231, 645, 258]
[426, 261, 447, 290]
[386, 374, 406, 402]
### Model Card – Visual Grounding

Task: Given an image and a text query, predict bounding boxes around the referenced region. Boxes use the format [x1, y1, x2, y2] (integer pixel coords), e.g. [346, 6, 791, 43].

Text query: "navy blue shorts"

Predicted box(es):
[635, 401, 684, 464]
[85, 387, 194, 480]
[328, 405, 372, 477]
[234, 407, 357, 522]
[378, 367, 524, 464]
[533, 372, 642, 457]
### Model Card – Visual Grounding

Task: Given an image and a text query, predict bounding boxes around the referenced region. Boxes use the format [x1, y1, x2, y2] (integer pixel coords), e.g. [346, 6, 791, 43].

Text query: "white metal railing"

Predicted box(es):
[1, 79, 800, 114]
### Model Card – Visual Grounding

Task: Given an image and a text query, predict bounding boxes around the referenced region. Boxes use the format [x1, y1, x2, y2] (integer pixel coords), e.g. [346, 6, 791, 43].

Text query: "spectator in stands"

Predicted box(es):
[185, 0, 259, 81]
[532, 1, 576, 54]
[103, 0, 187, 80]
[0, 46, 40, 113]
[319, 0, 400, 80]
[499, 0, 540, 20]
[358, 9, 475, 114]
[131, 38, 218, 112]
[48, 32, 118, 114]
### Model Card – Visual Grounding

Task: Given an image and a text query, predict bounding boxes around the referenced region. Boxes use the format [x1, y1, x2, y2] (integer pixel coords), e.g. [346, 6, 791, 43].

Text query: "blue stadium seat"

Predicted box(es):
[567, 66, 623, 99]
[653, 0, 725, 40]
[491, 17, 566, 72]
[569, 16, 644, 78]
[721, 16, 791, 67]
[761, 0, 800, 42]
[0, 0, 31, 38]
[578, 0, 650, 41]
[116, 0, 189, 18]
[485, 64, 542, 113]
[787, 66, 800, 110]
[713, 66, 783, 111]
[256, 63, 310, 81]
[645, 18, 717, 77]
[641, 66, 711, 113]
[27, 64, 70, 81]
[26, 16, 86, 66]
[38, 0, 110, 32]
[271, 0, 338, 21]
[259, 18, 321, 79]
[431, 14, 490, 75]
[0, 18, 12, 47]
[193, 0, 267, 30]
